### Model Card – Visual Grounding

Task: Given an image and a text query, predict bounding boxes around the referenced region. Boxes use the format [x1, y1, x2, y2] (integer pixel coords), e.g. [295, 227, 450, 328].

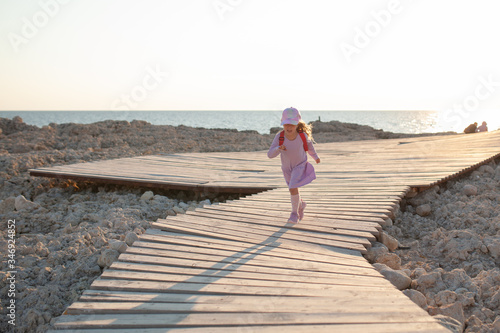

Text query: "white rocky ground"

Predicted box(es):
[0, 116, 487, 333]
[368, 163, 500, 333]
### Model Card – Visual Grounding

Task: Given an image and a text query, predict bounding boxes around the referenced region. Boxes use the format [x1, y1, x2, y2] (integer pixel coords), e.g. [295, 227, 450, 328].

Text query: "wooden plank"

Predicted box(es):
[107, 262, 392, 287]
[152, 220, 369, 254]
[29, 170, 271, 193]
[120, 245, 374, 278]
[65, 298, 420, 314]
[224, 200, 394, 214]
[128, 157, 269, 172]
[202, 204, 387, 225]
[168, 211, 378, 241]
[133, 238, 373, 267]
[240, 196, 402, 205]
[53, 311, 444, 329]
[98, 270, 388, 291]
[89, 279, 396, 296]
[160, 214, 373, 248]
[48, 322, 450, 333]
[122, 245, 374, 275]
[115, 254, 380, 280]
[245, 190, 405, 200]
[29, 169, 208, 185]
[143, 229, 367, 261]
[191, 207, 383, 234]
[77, 289, 415, 303]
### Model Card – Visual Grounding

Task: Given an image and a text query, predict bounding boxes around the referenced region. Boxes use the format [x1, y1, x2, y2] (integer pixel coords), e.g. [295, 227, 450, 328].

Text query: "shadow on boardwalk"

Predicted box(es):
[126, 223, 294, 329]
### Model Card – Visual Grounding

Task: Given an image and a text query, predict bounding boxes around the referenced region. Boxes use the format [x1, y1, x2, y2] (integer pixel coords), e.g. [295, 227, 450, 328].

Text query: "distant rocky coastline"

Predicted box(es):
[2, 116, 497, 333]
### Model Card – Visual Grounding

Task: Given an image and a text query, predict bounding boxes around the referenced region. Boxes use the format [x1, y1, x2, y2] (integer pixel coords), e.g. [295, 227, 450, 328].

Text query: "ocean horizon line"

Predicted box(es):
[3, 110, 494, 135]
[1, 109, 435, 112]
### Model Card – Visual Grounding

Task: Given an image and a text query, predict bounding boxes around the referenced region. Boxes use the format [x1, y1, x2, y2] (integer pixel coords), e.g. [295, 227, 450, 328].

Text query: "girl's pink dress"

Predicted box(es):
[267, 132, 319, 188]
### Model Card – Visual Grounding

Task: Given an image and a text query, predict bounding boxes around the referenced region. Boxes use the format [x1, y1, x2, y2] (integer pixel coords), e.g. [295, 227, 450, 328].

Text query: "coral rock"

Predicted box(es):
[494, 165, 500, 180]
[379, 231, 399, 251]
[364, 242, 388, 262]
[416, 271, 443, 290]
[403, 289, 428, 309]
[375, 253, 401, 270]
[173, 206, 185, 214]
[434, 290, 458, 307]
[484, 236, 500, 260]
[374, 264, 411, 290]
[97, 249, 120, 268]
[416, 204, 431, 217]
[0, 197, 16, 213]
[485, 289, 500, 309]
[140, 191, 154, 201]
[478, 165, 495, 175]
[124, 232, 139, 246]
[493, 316, 500, 332]
[109, 240, 128, 253]
[380, 268, 411, 290]
[428, 303, 465, 331]
[432, 314, 463, 333]
[15, 195, 39, 211]
[463, 184, 478, 196]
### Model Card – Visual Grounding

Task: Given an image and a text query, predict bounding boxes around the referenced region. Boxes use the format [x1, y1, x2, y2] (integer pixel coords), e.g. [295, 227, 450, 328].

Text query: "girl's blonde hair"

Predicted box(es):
[297, 120, 315, 142]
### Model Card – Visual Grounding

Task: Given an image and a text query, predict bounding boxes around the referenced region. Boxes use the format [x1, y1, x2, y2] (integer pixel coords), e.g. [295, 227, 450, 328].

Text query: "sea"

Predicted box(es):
[0, 110, 496, 135]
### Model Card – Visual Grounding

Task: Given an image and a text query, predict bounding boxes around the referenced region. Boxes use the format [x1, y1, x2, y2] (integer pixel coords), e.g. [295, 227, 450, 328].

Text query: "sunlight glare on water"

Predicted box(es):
[437, 110, 499, 133]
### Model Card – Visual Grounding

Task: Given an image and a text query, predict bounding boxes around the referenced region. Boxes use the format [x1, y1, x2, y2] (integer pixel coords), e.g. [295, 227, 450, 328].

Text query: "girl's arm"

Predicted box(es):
[267, 133, 281, 159]
[307, 138, 320, 163]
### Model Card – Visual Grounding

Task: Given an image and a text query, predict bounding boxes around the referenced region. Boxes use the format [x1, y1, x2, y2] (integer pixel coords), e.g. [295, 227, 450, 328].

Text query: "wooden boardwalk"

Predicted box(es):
[35, 131, 500, 332]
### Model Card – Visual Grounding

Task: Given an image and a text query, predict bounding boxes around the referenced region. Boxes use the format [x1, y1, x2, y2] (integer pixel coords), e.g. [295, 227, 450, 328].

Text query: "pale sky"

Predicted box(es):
[1, 0, 500, 113]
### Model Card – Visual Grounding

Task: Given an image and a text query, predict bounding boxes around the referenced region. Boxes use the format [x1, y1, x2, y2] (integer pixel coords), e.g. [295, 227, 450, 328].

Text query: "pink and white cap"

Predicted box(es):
[281, 107, 301, 125]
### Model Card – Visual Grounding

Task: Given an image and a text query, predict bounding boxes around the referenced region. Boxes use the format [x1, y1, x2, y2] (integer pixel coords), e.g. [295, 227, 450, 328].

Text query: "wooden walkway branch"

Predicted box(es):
[37, 131, 500, 332]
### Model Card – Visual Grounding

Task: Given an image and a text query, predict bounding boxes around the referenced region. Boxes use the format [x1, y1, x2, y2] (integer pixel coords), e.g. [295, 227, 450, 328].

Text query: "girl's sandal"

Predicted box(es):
[298, 200, 306, 221]
[287, 212, 299, 223]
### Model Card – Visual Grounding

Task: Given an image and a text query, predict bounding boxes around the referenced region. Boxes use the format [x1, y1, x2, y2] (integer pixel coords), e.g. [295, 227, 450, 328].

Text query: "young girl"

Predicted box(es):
[267, 107, 320, 223]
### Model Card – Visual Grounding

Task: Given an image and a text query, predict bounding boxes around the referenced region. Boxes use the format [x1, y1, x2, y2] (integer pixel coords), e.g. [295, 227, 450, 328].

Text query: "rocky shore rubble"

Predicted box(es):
[0, 116, 457, 333]
[367, 162, 500, 333]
